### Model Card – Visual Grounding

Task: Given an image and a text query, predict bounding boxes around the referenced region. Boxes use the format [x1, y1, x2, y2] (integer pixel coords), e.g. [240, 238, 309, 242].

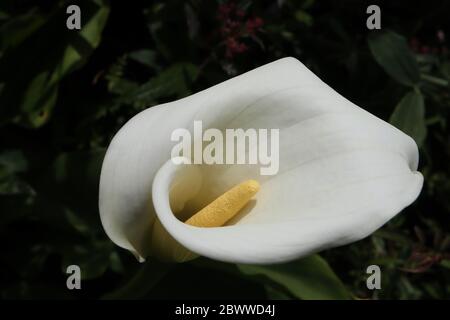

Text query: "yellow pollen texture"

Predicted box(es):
[185, 180, 260, 228]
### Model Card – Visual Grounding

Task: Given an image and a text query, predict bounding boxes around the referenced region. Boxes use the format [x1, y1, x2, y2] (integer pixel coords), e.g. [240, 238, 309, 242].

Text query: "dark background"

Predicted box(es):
[0, 0, 449, 299]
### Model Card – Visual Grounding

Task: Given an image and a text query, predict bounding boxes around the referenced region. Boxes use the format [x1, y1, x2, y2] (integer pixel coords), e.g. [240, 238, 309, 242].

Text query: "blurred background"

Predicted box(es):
[0, 0, 449, 299]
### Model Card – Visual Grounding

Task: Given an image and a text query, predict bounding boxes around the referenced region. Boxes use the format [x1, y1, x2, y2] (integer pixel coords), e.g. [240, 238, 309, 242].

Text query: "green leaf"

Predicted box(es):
[32, 149, 106, 235]
[119, 63, 198, 108]
[264, 285, 293, 300]
[0, 0, 110, 127]
[439, 259, 450, 270]
[0, 150, 27, 174]
[0, 150, 33, 195]
[128, 49, 158, 70]
[294, 10, 313, 26]
[0, 9, 46, 50]
[102, 260, 173, 299]
[61, 240, 113, 280]
[44, 149, 105, 218]
[237, 255, 351, 300]
[368, 30, 420, 86]
[389, 90, 427, 147]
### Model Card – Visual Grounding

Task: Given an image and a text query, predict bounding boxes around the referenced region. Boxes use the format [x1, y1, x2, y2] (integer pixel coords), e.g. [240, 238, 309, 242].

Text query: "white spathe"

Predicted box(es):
[99, 57, 423, 264]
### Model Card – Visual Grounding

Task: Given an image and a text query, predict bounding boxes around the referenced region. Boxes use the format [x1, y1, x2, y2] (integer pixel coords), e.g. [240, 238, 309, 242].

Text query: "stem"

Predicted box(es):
[421, 74, 449, 87]
[102, 260, 173, 300]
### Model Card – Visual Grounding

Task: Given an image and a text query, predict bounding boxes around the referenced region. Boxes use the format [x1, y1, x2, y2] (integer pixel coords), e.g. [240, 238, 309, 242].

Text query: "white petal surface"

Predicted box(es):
[99, 57, 423, 263]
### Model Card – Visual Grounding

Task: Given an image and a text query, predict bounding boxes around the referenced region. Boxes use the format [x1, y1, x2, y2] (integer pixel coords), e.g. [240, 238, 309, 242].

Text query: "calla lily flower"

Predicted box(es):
[99, 57, 423, 264]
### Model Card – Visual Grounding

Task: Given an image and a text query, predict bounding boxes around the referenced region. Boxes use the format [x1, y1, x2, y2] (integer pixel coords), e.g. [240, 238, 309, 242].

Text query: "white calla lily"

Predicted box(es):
[99, 57, 423, 264]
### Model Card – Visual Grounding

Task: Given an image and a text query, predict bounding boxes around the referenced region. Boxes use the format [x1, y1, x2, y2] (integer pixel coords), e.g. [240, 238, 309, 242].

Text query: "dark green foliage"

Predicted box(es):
[368, 30, 421, 86]
[1, 0, 449, 299]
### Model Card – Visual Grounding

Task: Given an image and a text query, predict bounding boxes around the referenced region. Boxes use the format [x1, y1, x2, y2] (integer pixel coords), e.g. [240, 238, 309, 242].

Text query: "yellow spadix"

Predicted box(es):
[185, 180, 260, 228]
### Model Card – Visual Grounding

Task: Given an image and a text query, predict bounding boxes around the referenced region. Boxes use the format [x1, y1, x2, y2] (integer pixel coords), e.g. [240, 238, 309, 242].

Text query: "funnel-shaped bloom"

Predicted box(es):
[99, 57, 423, 264]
